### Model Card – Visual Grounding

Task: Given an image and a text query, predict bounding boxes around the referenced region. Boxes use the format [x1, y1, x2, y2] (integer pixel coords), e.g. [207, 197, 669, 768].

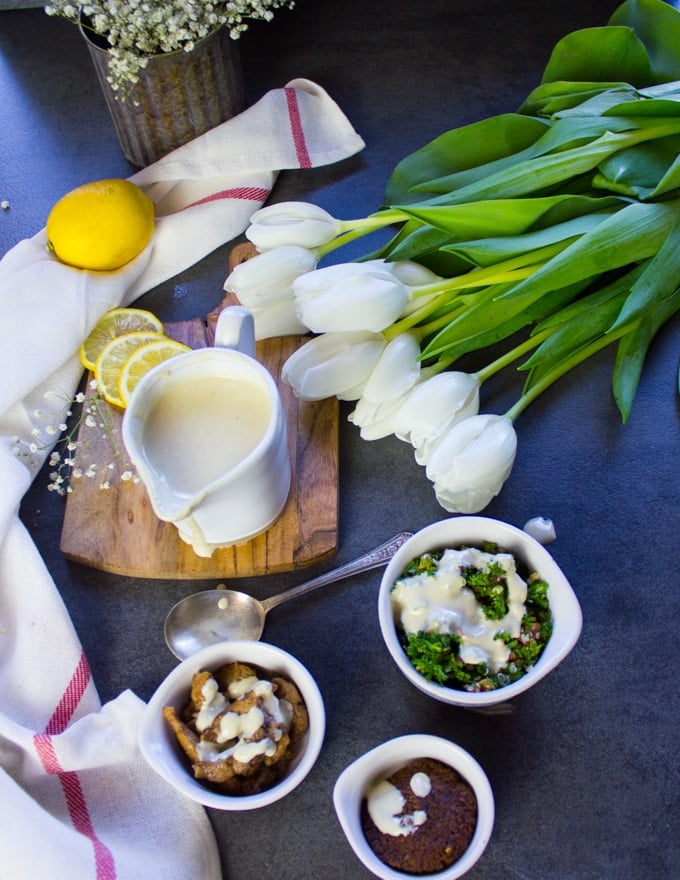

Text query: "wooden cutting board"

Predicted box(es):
[60, 245, 339, 579]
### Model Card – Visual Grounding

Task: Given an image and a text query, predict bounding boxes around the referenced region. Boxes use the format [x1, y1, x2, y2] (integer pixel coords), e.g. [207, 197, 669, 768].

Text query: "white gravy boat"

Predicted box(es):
[122, 307, 291, 558]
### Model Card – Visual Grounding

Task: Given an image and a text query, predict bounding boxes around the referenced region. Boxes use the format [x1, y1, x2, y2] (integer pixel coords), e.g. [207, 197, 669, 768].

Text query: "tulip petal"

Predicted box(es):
[245, 201, 341, 250]
[281, 331, 386, 400]
[293, 259, 388, 297]
[425, 413, 517, 513]
[394, 371, 481, 463]
[224, 246, 318, 307]
[250, 299, 308, 339]
[388, 260, 443, 286]
[297, 273, 409, 333]
[361, 332, 421, 403]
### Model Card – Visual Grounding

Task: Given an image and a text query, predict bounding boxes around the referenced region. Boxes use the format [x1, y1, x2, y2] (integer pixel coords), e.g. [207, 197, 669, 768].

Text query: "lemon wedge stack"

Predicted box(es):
[80, 307, 190, 408]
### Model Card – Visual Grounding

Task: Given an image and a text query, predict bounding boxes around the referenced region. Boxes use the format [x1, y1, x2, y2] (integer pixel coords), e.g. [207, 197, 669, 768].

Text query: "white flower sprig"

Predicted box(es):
[12, 380, 139, 494]
[44, 0, 295, 94]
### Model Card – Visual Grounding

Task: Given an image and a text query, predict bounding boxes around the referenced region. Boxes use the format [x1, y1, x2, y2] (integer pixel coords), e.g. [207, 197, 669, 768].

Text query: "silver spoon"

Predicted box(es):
[164, 532, 412, 659]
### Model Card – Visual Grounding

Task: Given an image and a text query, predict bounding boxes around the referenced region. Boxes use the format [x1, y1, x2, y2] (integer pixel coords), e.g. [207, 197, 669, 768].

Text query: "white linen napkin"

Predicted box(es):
[0, 78, 364, 880]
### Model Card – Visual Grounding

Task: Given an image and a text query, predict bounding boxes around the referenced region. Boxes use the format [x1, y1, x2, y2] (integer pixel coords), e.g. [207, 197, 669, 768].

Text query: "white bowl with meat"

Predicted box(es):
[139, 640, 325, 810]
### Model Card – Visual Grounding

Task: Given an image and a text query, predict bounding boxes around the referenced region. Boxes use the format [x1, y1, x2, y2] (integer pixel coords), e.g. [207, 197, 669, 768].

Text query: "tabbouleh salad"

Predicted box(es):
[391, 541, 552, 692]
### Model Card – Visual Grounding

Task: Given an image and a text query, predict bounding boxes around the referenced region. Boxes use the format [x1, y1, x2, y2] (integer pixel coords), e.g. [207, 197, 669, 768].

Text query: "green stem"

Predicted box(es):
[316, 209, 410, 258]
[384, 294, 467, 340]
[385, 263, 554, 343]
[475, 327, 553, 384]
[504, 324, 631, 422]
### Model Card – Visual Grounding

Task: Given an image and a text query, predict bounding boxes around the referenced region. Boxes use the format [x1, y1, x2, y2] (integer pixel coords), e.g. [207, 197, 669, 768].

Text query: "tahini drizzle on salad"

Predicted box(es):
[391, 542, 552, 692]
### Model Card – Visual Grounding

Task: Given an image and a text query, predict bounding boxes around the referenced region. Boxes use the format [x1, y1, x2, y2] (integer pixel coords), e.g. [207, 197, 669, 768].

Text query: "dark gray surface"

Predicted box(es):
[2, 3, 679, 878]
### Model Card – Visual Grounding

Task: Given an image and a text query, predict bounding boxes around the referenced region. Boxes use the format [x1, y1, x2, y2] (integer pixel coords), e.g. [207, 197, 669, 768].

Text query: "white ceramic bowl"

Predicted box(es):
[378, 516, 582, 708]
[138, 641, 325, 810]
[333, 734, 494, 880]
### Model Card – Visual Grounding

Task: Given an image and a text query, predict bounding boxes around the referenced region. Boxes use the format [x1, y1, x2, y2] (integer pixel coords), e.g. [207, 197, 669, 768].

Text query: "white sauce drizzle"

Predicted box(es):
[410, 771, 431, 798]
[366, 780, 428, 837]
[391, 546, 528, 672]
[195, 677, 227, 732]
[192, 673, 289, 764]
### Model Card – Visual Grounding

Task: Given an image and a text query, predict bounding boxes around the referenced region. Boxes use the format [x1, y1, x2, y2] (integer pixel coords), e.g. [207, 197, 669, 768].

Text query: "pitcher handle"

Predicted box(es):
[214, 306, 255, 356]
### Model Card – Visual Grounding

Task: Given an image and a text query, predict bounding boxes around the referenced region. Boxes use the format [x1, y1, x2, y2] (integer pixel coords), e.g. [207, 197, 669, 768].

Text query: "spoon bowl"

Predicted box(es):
[165, 532, 412, 659]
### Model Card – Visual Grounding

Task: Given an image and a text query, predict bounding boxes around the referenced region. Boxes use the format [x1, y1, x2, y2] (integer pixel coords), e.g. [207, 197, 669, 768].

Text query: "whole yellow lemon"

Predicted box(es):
[46, 179, 155, 271]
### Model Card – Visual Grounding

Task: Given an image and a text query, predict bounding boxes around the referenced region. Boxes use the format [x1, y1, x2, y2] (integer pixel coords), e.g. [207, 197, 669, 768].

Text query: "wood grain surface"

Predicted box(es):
[59, 245, 339, 579]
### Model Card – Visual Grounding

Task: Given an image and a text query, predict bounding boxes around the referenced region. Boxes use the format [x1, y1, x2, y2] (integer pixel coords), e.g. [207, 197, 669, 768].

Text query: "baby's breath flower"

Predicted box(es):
[12, 384, 138, 494]
[44, 0, 295, 94]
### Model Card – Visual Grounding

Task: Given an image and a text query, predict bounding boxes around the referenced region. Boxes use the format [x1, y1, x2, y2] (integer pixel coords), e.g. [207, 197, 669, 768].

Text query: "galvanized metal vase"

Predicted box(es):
[81, 23, 245, 168]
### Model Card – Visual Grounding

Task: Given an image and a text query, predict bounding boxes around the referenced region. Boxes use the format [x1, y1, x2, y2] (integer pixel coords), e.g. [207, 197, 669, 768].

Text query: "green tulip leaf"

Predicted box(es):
[379, 222, 471, 275]
[613, 285, 680, 422]
[408, 124, 680, 206]
[495, 200, 680, 310]
[609, 217, 680, 332]
[593, 134, 680, 198]
[531, 264, 646, 334]
[420, 279, 591, 362]
[647, 152, 680, 198]
[520, 274, 637, 389]
[397, 196, 591, 240]
[411, 115, 649, 197]
[441, 210, 618, 267]
[605, 98, 680, 117]
[518, 82, 633, 117]
[609, 0, 680, 84]
[540, 25, 651, 87]
[383, 114, 548, 206]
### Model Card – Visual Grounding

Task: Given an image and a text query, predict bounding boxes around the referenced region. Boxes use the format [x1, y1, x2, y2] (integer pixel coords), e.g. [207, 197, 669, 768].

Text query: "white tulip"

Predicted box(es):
[394, 372, 480, 464]
[291, 259, 389, 293]
[348, 333, 422, 440]
[294, 269, 409, 333]
[360, 332, 422, 403]
[248, 299, 308, 340]
[388, 260, 443, 286]
[425, 413, 517, 513]
[223, 245, 318, 308]
[281, 331, 387, 401]
[245, 202, 341, 250]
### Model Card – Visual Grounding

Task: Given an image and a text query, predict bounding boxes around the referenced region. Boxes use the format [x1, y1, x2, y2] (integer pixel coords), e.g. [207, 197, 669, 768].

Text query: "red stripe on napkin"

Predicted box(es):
[186, 185, 271, 208]
[44, 650, 91, 735]
[32, 651, 116, 879]
[285, 88, 312, 168]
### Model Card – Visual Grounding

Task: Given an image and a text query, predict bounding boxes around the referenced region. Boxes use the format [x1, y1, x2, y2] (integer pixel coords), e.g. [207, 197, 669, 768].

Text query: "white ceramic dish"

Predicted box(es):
[122, 307, 291, 557]
[333, 734, 494, 880]
[138, 641, 325, 810]
[378, 516, 582, 708]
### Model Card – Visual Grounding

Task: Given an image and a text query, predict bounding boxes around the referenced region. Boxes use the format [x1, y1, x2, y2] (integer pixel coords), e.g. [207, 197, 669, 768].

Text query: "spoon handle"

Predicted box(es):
[260, 531, 413, 613]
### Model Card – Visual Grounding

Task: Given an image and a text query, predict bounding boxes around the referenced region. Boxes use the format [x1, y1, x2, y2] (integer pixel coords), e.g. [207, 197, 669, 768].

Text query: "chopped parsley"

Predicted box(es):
[402, 552, 441, 577]
[461, 559, 508, 619]
[394, 545, 553, 693]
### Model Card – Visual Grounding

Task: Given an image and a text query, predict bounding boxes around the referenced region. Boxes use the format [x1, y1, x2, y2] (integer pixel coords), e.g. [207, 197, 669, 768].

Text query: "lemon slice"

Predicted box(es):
[118, 338, 192, 405]
[79, 307, 164, 370]
[94, 330, 167, 407]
